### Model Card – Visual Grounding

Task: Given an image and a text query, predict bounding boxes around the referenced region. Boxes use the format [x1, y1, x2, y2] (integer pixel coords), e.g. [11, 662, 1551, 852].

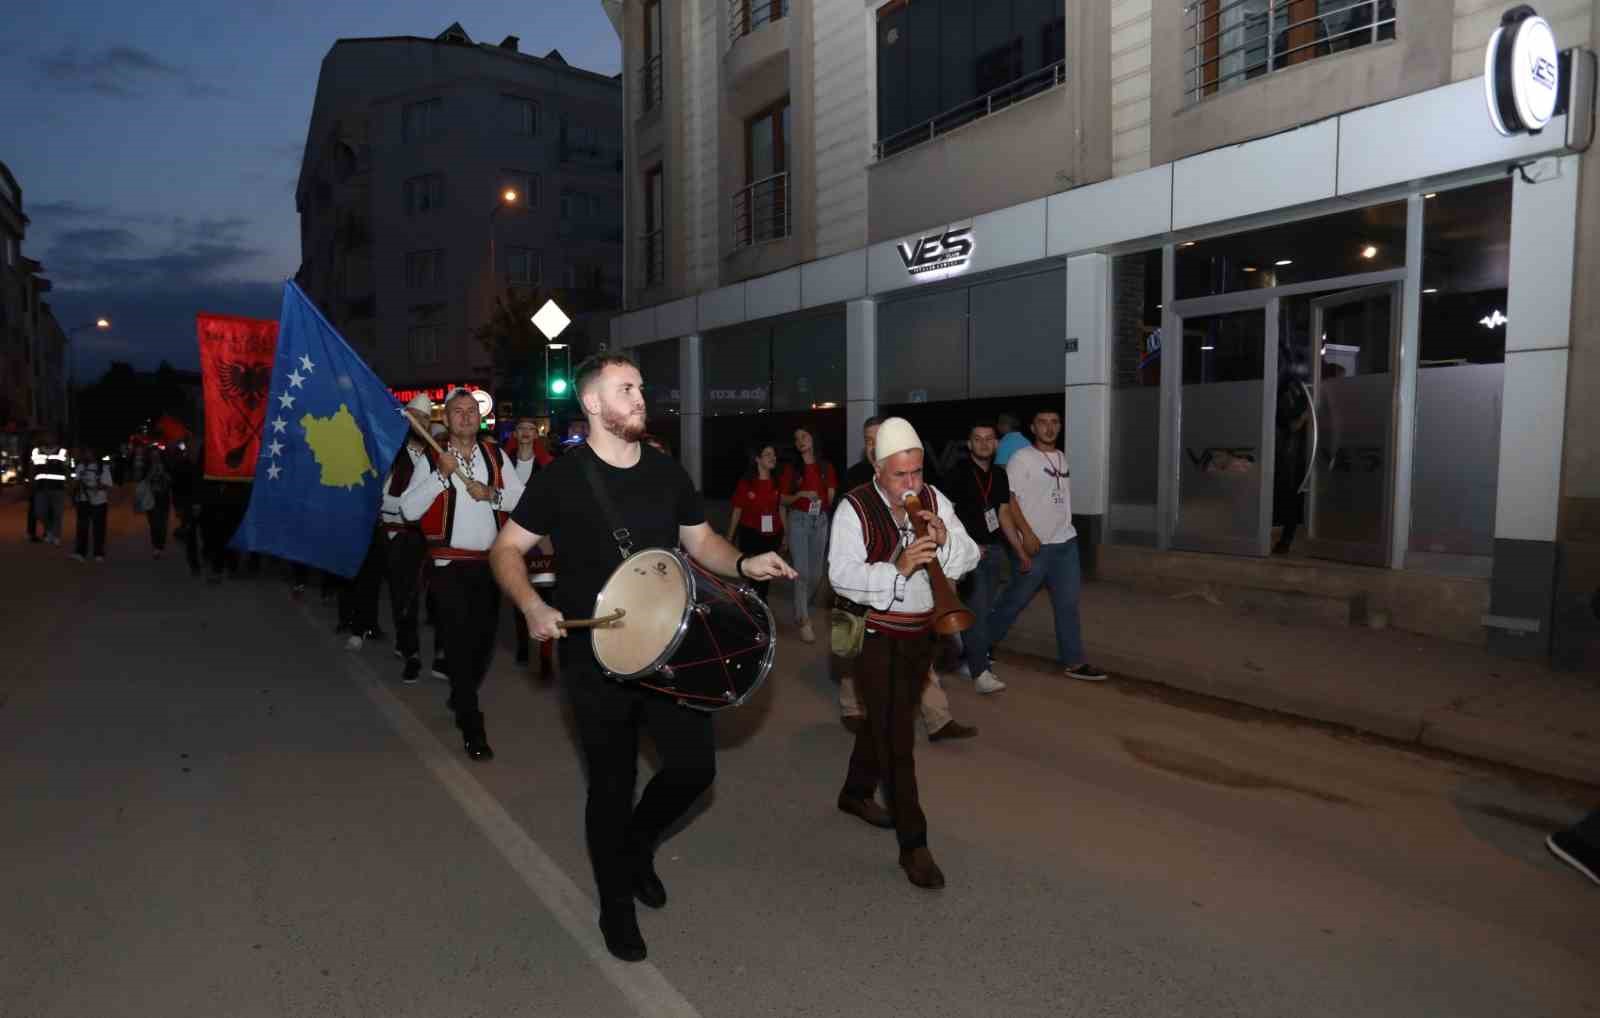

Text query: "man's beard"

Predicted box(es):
[600, 405, 646, 442]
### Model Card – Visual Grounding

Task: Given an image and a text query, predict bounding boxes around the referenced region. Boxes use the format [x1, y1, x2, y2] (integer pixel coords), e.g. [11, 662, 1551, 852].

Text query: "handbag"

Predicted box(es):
[829, 594, 868, 659]
[134, 480, 154, 513]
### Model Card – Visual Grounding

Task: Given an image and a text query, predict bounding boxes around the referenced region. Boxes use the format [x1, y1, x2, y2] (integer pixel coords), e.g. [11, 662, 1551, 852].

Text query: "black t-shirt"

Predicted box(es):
[512, 442, 705, 652]
[844, 458, 873, 491]
[947, 456, 1011, 545]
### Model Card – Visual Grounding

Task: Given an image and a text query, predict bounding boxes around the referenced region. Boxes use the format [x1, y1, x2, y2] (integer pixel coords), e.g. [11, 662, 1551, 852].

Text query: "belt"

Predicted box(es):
[865, 609, 933, 638]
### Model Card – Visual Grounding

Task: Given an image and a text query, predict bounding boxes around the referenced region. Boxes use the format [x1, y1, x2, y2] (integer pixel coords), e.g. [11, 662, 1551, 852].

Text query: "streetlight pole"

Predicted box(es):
[486, 189, 519, 395]
[66, 318, 110, 446]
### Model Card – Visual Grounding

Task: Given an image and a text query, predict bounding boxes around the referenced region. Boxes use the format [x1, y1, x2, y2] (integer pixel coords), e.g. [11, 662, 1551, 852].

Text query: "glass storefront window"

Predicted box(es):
[1175, 200, 1407, 299]
[635, 337, 681, 458]
[1109, 250, 1162, 546]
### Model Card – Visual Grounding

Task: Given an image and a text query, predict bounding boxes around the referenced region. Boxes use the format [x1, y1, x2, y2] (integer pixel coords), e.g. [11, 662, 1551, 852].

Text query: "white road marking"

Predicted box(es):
[299, 600, 704, 1018]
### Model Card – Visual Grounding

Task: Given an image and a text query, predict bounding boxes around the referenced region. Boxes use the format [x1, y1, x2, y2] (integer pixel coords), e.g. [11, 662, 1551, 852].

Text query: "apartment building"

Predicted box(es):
[607, 1, 1598, 666]
[0, 161, 67, 446]
[296, 24, 624, 406]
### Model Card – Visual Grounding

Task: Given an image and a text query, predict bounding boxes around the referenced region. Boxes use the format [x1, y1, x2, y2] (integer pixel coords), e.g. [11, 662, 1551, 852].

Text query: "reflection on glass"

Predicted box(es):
[1175, 200, 1406, 299]
[1109, 251, 1162, 545]
[1175, 309, 1266, 554]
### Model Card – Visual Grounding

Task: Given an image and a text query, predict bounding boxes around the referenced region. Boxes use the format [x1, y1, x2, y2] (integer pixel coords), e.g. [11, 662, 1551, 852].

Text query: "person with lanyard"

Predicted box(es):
[71, 448, 114, 562]
[489, 353, 795, 963]
[777, 425, 837, 643]
[945, 420, 1034, 694]
[378, 395, 433, 681]
[725, 442, 784, 604]
[986, 409, 1107, 683]
[829, 417, 980, 890]
[506, 415, 556, 673]
[398, 389, 526, 761]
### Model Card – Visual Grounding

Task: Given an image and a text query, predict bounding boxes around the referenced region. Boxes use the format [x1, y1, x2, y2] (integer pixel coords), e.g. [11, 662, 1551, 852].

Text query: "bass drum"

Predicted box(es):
[590, 548, 776, 712]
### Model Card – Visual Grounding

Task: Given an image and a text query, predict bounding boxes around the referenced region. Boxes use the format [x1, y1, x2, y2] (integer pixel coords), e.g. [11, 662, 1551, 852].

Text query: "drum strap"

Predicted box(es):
[581, 454, 634, 561]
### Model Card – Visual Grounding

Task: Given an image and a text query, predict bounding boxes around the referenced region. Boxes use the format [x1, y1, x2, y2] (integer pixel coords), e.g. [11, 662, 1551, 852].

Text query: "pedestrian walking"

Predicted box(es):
[778, 425, 837, 643]
[382, 396, 433, 680]
[945, 420, 1029, 694]
[138, 450, 173, 558]
[986, 409, 1107, 682]
[71, 449, 113, 562]
[169, 441, 202, 575]
[725, 442, 784, 603]
[29, 434, 70, 546]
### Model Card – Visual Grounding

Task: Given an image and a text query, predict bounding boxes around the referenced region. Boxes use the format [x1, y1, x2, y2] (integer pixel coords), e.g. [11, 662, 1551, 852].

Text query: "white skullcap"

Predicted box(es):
[873, 417, 923, 465]
[405, 393, 433, 415]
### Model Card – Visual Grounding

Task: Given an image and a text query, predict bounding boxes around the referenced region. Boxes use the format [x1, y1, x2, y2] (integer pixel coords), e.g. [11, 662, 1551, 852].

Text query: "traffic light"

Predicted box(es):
[545, 344, 573, 400]
[549, 376, 569, 396]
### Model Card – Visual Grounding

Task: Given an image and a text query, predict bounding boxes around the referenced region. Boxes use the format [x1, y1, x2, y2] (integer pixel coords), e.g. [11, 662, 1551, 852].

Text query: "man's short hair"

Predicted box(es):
[1032, 408, 1062, 421]
[444, 388, 478, 410]
[970, 419, 997, 436]
[574, 353, 640, 398]
[862, 414, 884, 432]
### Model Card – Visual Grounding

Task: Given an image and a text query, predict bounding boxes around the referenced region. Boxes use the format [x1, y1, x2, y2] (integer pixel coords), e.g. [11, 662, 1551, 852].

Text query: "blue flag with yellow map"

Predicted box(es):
[230, 281, 411, 577]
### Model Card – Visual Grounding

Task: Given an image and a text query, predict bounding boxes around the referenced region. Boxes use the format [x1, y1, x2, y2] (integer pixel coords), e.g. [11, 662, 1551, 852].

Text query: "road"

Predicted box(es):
[1, 492, 1595, 1017]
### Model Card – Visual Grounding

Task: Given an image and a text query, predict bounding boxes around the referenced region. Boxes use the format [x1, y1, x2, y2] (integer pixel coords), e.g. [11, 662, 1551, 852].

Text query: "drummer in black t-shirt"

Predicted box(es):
[489, 353, 795, 964]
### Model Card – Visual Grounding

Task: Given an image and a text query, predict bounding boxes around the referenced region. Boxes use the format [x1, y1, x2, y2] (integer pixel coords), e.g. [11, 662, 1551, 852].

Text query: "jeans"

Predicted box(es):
[986, 539, 1085, 667]
[786, 509, 830, 624]
[33, 489, 64, 542]
[959, 544, 1008, 676]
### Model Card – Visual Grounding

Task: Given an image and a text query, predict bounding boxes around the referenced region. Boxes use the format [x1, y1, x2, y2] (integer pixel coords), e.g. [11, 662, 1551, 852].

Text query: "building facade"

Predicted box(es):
[0, 161, 67, 446]
[608, 0, 1600, 666]
[296, 23, 624, 411]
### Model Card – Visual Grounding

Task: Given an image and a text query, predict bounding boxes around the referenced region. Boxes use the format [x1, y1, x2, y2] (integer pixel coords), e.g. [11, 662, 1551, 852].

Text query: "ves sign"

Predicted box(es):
[897, 226, 976, 282]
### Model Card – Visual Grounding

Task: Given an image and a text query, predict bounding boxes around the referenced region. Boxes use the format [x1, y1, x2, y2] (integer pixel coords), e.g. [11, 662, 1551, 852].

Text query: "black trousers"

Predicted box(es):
[338, 528, 387, 632]
[174, 498, 201, 571]
[385, 529, 425, 657]
[563, 650, 716, 909]
[147, 494, 170, 550]
[842, 631, 936, 852]
[735, 528, 783, 603]
[26, 489, 38, 539]
[74, 503, 108, 558]
[202, 503, 245, 575]
[430, 560, 501, 740]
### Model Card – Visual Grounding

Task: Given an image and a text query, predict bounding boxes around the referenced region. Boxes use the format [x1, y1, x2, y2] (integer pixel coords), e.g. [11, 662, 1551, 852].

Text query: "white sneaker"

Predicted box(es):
[344, 634, 365, 652]
[799, 620, 816, 644]
[974, 670, 1007, 694]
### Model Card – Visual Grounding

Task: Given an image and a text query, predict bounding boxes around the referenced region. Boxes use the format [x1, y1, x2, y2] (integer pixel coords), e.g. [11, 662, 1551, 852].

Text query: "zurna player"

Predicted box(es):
[490, 353, 795, 963]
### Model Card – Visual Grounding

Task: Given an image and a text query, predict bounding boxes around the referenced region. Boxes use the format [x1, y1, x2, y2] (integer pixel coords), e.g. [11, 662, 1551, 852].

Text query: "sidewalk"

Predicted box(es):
[998, 580, 1600, 785]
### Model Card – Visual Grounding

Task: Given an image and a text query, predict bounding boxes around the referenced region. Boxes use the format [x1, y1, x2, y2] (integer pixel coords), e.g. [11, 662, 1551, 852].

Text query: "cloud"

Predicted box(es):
[35, 45, 228, 100]
[56, 227, 139, 252]
[51, 279, 285, 379]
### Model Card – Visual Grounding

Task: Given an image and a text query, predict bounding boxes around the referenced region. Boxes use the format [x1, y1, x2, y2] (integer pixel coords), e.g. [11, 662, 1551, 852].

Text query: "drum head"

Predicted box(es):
[591, 549, 692, 677]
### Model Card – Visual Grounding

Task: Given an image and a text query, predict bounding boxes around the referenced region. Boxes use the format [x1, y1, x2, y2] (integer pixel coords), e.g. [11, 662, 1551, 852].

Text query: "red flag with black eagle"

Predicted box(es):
[197, 312, 279, 481]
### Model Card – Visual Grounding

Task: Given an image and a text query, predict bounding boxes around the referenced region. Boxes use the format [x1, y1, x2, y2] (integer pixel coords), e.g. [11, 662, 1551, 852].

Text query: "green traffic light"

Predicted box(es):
[550, 378, 569, 395]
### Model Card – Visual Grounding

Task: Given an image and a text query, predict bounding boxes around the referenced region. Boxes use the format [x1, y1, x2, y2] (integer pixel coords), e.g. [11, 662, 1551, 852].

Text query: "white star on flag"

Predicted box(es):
[278, 392, 296, 409]
[287, 369, 305, 389]
[271, 417, 287, 434]
[299, 354, 315, 373]
[266, 463, 282, 480]
[267, 439, 284, 457]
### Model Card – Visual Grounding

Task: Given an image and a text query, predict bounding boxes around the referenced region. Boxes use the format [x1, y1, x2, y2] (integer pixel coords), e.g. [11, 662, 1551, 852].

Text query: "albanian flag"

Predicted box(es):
[197, 312, 279, 481]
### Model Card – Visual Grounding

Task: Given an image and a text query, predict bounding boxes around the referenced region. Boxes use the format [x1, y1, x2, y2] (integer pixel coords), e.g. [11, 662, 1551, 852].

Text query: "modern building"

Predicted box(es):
[605, 0, 1599, 666]
[296, 23, 624, 414]
[0, 161, 67, 446]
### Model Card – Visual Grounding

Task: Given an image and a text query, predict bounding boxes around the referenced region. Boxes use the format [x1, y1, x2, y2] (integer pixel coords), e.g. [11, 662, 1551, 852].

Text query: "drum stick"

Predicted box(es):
[556, 609, 627, 630]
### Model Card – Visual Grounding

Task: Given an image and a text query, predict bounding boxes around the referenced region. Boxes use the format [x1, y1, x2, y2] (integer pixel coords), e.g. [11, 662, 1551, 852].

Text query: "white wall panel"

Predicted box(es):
[1506, 156, 1580, 354]
[1065, 254, 1110, 387]
[657, 296, 698, 339]
[1495, 348, 1568, 542]
[744, 268, 801, 320]
[967, 198, 1049, 277]
[867, 237, 917, 296]
[801, 248, 868, 307]
[697, 283, 747, 331]
[1172, 119, 1338, 230]
[1066, 383, 1109, 516]
[1048, 164, 1172, 256]
[611, 309, 657, 348]
[845, 299, 877, 403]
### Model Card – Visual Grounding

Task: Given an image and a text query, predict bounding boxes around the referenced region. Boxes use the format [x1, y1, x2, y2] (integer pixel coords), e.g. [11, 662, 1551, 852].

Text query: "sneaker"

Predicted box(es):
[974, 670, 1007, 694]
[1065, 663, 1108, 682]
[431, 657, 450, 682]
[1546, 830, 1600, 886]
[799, 620, 816, 644]
[928, 720, 978, 742]
[401, 656, 423, 684]
[344, 634, 364, 652]
[70, 553, 85, 562]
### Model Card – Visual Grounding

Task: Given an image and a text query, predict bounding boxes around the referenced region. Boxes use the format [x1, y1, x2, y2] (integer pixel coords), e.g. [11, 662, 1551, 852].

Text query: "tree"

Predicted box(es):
[473, 285, 602, 419]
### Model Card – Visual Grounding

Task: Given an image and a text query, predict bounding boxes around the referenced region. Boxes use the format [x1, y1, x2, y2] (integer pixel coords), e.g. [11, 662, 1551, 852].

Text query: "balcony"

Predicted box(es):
[640, 53, 663, 114]
[729, 0, 787, 47]
[640, 229, 665, 288]
[874, 60, 1066, 161]
[1181, 0, 1397, 105]
[731, 173, 789, 249]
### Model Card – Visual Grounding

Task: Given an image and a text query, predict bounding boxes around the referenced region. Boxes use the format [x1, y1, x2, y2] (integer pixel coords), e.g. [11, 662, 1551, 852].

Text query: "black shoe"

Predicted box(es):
[928, 720, 979, 742]
[464, 737, 494, 761]
[632, 856, 667, 910]
[1547, 829, 1600, 886]
[1064, 663, 1109, 682]
[515, 647, 529, 666]
[401, 656, 422, 684]
[599, 908, 647, 963]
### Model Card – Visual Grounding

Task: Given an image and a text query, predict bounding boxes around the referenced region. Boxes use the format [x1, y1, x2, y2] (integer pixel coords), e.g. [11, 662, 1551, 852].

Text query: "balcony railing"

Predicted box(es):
[729, 0, 788, 46]
[1182, 0, 1396, 105]
[640, 229, 665, 287]
[640, 53, 663, 113]
[731, 172, 789, 249]
[873, 60, 1066, 161]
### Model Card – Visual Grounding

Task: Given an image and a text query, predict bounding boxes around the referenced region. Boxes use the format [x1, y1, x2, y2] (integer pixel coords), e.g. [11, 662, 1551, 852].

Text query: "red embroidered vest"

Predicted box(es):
[840, 482, 940, 565]
[418, 437, 508, 546]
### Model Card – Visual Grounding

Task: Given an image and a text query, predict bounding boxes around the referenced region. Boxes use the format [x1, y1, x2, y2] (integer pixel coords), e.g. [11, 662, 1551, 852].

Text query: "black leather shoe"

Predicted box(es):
[837, 793, 895, 829]
[929, 720, 978, 742]
[599, 908, 647, 962]
[632, 858, 667, 909]
[464, 738, 494, 761]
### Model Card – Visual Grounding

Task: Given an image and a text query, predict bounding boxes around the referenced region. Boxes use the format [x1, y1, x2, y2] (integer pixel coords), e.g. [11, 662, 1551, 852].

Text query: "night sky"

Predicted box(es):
[2, 0, 618, 381]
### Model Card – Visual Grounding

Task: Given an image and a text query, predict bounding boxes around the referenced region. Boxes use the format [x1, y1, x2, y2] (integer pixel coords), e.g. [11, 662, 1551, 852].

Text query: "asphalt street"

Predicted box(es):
[2, 493, 1596, 1017]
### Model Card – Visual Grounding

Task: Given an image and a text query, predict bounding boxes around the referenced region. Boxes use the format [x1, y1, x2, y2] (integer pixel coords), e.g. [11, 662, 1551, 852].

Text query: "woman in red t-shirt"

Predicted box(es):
[778, 425, 838, 643]
[725, 443, 783, 602]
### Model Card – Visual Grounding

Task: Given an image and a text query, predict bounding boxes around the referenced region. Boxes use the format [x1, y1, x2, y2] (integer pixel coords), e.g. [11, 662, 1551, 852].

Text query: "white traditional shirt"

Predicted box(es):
[380, 443, 428, 532]
[1007, 444, 1077, 546]
[827, 480, 979, 612]
[398, 440, 526, 563]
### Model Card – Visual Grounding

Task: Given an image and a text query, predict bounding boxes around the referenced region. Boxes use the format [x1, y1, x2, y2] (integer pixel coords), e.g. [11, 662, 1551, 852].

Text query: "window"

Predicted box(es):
[735, 100, 791, 247]
[402, 98, 442, 142]
[501, 94, 539, 135]
[642, 165, 665, 286]
[403, 174, 445, 215]
[507, 248, 540, 286]
[502, 170, 539, 208]
[642, 1, 664, 112]
[730, 0, 789, 43]
[1184, 0, 1397, 103]
[410, 324, 441, 364]
[876, 0, 1066, 159]
[404, 250, 444, 290]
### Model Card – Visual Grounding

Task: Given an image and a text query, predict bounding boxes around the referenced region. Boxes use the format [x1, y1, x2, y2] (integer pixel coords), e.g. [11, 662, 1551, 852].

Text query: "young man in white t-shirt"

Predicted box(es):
[986, 410, 1106, 682]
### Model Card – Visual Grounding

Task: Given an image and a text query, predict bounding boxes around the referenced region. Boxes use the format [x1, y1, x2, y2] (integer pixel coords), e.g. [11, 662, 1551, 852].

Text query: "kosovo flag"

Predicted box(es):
[230, 281, 411, 577]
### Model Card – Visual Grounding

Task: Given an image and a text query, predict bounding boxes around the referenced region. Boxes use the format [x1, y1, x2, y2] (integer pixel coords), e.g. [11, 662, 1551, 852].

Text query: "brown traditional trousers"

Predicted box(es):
[841, 629, 936, 852]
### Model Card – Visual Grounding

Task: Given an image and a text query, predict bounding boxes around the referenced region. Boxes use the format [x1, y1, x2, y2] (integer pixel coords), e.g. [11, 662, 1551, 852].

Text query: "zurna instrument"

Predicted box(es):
[901, 491, 976, 635]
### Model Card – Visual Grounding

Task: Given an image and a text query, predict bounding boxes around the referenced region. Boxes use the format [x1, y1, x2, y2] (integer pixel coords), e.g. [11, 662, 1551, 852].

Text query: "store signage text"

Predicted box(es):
[896, 225, 976, 282]
[1484, 5, 1561, 136]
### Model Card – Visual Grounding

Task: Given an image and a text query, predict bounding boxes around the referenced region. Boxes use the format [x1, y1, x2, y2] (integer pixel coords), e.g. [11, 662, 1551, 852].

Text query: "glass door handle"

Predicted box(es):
[1298, 380, 1318, 496]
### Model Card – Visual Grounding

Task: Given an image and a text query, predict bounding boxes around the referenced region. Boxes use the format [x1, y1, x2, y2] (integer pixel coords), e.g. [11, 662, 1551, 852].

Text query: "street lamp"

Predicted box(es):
[67, 317, 110, 444]
[487, 188, 521, 311]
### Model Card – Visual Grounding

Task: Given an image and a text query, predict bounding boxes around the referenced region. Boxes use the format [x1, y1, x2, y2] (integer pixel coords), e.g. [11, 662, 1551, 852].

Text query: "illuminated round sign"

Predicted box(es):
[1485, 6, 1561, 136]
[472, 389, 494, 419]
